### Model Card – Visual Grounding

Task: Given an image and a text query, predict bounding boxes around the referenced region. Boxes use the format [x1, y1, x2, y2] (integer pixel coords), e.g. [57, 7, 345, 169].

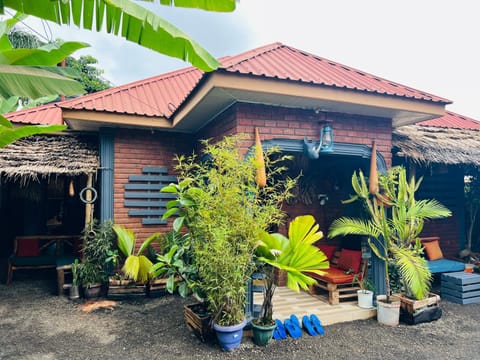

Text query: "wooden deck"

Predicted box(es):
[255, 286, 376, 326]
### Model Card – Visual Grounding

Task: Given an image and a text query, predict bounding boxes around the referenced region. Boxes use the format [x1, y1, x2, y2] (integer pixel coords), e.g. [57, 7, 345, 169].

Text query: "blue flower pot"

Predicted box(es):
[213, 319, 247, 351]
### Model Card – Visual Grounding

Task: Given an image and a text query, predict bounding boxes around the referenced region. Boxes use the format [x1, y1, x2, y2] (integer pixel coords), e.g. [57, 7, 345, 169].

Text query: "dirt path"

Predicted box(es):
[1, 276, 479, 360]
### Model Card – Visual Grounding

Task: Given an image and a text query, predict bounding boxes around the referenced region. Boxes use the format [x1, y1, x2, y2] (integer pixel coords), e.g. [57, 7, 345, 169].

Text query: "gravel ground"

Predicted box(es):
[1, 272, 479, 360]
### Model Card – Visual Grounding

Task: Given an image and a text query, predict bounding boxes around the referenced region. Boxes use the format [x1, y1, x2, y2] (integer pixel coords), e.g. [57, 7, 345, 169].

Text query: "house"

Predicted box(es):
[2, 42, 461, 293]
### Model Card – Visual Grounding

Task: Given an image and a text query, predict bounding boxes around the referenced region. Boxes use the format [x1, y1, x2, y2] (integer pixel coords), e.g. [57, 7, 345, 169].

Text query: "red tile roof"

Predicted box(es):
[417, 111, 480, 130]
[7, 42, 451, 125]
[6, 103, 63, 125]
[59, 66, 203, 118]
[220, 43, 450, 104]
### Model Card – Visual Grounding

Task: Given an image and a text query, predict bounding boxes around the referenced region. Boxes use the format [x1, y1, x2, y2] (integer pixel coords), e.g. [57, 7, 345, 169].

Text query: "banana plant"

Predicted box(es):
[113, 225, 161, 283]
[1, 0, 236, 72]
[254, 215, 330, 326]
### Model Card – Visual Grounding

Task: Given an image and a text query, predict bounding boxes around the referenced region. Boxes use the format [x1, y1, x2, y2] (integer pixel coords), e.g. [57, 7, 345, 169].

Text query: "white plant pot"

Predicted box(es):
[376, 295, 400, 326]
[357, 290, 373, 309]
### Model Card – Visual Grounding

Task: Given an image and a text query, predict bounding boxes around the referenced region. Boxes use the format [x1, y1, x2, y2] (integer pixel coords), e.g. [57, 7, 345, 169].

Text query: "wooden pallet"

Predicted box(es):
[184, 303, 214, 342]
[441, 272, 480, 305]
[395, 293, 440, 314]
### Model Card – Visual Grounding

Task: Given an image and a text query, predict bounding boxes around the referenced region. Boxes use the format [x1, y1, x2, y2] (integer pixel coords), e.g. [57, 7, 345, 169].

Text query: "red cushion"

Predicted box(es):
[316, 244, 336, 261]
[337, 249, 362, 273]
[312, 267, 360, 284]
[16, 238, 40, 257]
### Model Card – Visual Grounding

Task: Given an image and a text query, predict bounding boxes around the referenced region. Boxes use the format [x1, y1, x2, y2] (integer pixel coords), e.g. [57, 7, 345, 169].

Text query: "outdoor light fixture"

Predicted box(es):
[303, 124, 334, 159]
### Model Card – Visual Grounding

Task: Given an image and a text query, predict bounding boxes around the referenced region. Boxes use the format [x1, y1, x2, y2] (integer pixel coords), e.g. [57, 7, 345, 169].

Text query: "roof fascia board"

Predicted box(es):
[173, 72, 445, 128]
[62, 110, 173, 130]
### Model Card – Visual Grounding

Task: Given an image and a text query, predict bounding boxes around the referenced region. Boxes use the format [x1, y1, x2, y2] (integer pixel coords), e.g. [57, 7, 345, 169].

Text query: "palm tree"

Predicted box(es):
[329, 166, 451, 301]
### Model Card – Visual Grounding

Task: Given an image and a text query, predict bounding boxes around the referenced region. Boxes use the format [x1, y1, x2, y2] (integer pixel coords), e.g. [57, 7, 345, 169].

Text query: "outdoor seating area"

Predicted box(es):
[307, 246, 368, 305]
[421, 237, 466, 274]
[6, 235, 81, 288]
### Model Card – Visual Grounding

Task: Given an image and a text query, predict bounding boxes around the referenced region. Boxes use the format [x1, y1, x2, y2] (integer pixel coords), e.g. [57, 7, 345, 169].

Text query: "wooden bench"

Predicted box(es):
[420, 237, 465, 274]
[308, 247, 368, 305]
[6, 235, 81, 292]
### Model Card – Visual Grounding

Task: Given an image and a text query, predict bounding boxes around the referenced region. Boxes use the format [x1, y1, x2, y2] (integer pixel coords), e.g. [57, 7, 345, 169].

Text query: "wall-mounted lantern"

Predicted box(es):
[303, 124, 334, 159]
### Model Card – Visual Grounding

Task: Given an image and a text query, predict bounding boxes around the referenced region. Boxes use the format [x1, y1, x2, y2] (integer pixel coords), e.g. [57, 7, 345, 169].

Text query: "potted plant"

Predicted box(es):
[354, 274, 375, 309]
[79, 220, 116, 299]
[161, 135, 296, 351]
[69, 259, 81, 300]
[329, 166, 451, 325]
[253, 215, 329, 346]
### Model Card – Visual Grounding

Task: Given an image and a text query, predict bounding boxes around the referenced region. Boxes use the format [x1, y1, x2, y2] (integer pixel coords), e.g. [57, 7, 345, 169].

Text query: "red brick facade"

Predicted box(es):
[113, 129, 192, 243]
[113, 103, 393, 249]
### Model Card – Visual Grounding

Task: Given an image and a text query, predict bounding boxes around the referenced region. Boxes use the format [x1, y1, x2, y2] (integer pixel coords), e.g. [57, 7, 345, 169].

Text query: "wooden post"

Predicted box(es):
[84, 173, 93, 227]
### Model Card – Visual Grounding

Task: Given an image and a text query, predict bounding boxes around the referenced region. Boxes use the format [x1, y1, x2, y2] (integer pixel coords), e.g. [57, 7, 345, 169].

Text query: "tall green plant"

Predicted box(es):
[80, 219, 116, 286]
[254, 215, 330, 326]
[329, 166, 451, 300]
[162, 135, 297, 326]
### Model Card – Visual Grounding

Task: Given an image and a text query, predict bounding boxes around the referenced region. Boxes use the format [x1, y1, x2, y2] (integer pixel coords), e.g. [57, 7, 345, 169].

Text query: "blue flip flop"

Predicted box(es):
[290, 314, 301, 328]
[310, 314, 325, 335]
[302, 315, 318, 336]
[284, 318, 303, 339]
[273, 319, 287, 340]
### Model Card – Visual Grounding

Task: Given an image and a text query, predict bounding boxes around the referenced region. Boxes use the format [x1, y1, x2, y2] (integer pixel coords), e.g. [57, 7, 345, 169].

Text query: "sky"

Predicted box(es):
[13, 0, 480, 120]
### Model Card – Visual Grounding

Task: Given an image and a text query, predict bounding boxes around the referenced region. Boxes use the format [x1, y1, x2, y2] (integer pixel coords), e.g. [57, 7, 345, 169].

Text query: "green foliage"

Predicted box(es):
[112, 224, 161, 283]
[1, 0, 237, 72]
[254, 215, 329, 325]
[465, 170, 480, 251]
[71, 259, 80, 287]
[162, 135, 297, 326]
[79, 219, 116, 286]
[66, 55, 111, 93]
[150, 231, 198, 297]
[329, 166, 451, 300]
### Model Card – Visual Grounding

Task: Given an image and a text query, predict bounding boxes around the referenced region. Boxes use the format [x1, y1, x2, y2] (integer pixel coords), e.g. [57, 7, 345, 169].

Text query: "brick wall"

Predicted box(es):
[113, 129, 193, 243]
[113, 103, 393, 252]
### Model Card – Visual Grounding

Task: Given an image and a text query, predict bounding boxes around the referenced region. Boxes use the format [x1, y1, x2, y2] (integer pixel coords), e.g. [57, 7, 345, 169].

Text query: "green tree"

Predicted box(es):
[66, 55, 111, 93]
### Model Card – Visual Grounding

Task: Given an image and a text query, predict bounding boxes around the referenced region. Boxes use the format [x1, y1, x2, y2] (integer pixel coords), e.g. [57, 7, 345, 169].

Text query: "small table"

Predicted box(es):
[441, 271, 480, 304]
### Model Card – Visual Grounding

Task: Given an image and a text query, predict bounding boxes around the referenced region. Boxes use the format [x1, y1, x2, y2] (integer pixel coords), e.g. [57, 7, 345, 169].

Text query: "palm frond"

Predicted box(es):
[392, 247, 432, 300]
[328, 217, 380, 239]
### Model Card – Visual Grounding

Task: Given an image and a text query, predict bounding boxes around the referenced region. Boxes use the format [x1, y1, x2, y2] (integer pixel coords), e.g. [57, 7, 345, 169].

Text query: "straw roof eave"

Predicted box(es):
[0, 134, 99, 183]
[393, 125, 480, 166]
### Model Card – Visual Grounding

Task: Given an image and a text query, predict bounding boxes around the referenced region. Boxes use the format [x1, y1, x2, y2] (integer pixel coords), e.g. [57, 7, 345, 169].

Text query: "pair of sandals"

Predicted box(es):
[273, 314, 324, 340]
[302, 314, 325, 336]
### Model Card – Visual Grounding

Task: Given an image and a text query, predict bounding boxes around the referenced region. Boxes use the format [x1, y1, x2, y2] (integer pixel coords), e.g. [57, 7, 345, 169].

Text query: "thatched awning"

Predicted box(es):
[393, 125, 480, 166]
[0, 134, 99, 182]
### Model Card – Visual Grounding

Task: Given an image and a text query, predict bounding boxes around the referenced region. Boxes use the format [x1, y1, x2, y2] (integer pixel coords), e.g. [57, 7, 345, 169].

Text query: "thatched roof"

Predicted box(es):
[393, 125, 480, 166]
[0, 134, 99, 182]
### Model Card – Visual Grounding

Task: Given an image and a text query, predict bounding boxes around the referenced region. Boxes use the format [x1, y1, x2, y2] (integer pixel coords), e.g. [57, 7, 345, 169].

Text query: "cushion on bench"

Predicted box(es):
[427, 259, 465, 273]
[313, 266, 361, 284]
[316, 244, 336, 261]
[10, 255, 57, 267]
[56, 255, 80, 267]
